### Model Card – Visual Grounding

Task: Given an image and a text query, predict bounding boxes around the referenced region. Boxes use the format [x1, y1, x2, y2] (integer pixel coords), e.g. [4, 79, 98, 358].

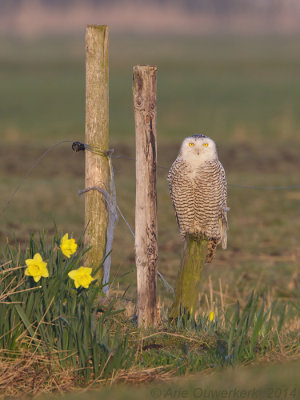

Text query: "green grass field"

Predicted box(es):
[0, 34, 299, 397]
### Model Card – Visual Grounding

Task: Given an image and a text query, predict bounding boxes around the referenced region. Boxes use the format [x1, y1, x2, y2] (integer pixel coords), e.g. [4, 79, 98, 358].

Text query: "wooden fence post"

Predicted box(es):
[133, 65, 158, 328]
[85, 25, 109, 281]
[169, 236, 208, 319]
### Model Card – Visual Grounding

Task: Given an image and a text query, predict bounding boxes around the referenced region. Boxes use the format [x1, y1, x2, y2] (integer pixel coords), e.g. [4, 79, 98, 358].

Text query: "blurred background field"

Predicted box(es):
[1, 33, 299, 301]
[0, 0, 299, 394]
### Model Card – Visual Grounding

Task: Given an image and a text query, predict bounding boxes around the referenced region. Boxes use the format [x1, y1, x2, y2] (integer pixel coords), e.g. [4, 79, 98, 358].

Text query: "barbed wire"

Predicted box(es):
[112, 154, 300, 191]
[74, 146, 174, 294]
[228, 183, 300, 190]
[0, 140, 74, 219]
[111, 149, 300, 190]
[1, 139, 298, 294]
[1, 139, 299, 220]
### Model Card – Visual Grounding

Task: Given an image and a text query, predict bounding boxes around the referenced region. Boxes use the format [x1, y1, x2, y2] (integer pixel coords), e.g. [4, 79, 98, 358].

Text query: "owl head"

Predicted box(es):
[178, 134, 218, 162]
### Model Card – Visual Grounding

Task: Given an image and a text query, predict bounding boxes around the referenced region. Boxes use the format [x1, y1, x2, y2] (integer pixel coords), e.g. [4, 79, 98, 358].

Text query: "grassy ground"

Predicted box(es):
[0, 34, 299, 397]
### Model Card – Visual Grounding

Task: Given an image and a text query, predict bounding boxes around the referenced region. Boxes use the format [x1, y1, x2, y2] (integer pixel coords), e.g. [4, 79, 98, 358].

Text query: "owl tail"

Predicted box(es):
[219, 209, 229, 250]
[206, 238, 219, 263]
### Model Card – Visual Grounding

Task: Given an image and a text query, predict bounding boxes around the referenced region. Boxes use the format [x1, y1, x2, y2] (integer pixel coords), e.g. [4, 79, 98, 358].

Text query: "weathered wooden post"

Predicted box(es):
[133, 65, 158, 328]
[85, 25, 109, 281]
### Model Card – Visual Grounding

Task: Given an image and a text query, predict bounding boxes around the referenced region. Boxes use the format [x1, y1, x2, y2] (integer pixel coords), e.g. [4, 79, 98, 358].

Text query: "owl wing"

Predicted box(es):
[218, 161, 228, 249]
[168, 159, 194, 238]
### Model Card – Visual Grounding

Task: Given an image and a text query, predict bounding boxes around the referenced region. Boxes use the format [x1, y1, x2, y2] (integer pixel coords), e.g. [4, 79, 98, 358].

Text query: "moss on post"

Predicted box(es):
[170, 235, 208, 320]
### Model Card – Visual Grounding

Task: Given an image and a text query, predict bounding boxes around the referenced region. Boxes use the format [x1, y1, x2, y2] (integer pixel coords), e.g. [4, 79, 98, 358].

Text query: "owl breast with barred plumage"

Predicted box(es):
[168, 134, 228, 262]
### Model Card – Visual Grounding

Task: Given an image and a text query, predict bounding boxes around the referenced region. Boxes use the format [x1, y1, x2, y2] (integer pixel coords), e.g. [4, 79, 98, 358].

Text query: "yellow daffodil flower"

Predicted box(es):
[25, 253, 49, 282]
[60, 233, 77, 258]
[68, 267, 94, 289]
[209, 311, 215, 322]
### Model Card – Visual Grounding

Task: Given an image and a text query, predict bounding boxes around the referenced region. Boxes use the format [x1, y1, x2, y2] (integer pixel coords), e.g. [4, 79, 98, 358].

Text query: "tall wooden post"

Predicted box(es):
[85, 25, 109, 280]
[133, 65, 158, 328]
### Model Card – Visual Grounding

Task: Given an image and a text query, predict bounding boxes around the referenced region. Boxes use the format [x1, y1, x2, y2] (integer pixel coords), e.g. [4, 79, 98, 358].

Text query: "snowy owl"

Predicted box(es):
[168, 134, 228, 262]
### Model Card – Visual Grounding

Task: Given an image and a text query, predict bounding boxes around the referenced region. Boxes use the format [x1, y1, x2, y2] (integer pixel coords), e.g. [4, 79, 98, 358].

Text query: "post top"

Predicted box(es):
[86, 25, 108, 31]
[133, 65, 158, 72]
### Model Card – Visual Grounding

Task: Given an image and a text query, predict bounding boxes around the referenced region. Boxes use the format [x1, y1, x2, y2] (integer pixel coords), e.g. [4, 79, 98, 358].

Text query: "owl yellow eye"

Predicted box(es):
[189, 143, 194, 147]
[203, 143, 208, 147]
